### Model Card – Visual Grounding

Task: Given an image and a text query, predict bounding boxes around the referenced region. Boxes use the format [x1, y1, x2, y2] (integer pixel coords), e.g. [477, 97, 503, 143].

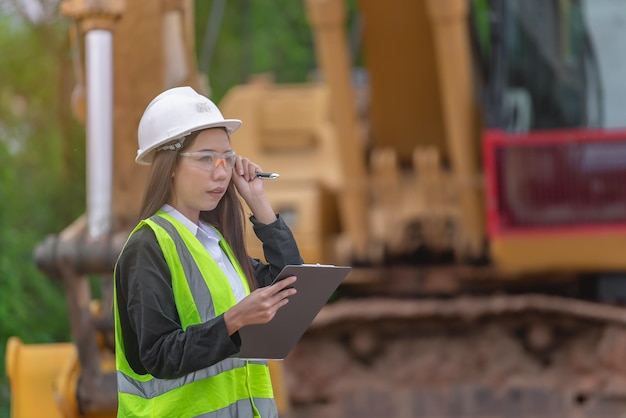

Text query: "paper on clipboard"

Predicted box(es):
[237, 264, 351, 359]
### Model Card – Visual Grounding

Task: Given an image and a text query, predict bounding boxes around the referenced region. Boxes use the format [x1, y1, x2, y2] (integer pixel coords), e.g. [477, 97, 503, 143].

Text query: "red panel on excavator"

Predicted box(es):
[484, 128, 626, 236]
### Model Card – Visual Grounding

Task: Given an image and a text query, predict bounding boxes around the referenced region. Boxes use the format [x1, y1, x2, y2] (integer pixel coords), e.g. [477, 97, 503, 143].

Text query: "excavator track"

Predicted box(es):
[283, 294, 626, 418]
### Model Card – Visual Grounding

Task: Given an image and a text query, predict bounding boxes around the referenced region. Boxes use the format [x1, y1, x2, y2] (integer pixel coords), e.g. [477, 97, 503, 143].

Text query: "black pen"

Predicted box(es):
[256, 172, 280, 179]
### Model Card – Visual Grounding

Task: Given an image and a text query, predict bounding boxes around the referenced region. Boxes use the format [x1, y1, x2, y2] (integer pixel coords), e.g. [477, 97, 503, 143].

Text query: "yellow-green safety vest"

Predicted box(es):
[114, 212, 277, 417]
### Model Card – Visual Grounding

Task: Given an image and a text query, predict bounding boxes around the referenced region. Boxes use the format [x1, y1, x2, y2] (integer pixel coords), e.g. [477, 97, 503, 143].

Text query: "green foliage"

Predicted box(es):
[0, 12, 84, 417]
[195, 0, 316, 102]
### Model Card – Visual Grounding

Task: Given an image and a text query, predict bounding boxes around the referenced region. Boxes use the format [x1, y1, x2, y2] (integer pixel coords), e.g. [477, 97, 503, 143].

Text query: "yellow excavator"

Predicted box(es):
[8, 0, 626, 417]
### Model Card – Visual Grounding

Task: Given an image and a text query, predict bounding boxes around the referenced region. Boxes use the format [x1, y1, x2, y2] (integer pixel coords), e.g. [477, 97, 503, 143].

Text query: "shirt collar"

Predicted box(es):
[160, 204, 220, 242]
[160, 204, 199, 236]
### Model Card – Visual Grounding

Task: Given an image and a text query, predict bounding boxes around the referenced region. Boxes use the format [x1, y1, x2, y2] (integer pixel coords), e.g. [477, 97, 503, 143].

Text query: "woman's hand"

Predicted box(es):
[224, 276, 297, 335]
[231, 155, 276, 223]
[231, 155, 264, 198]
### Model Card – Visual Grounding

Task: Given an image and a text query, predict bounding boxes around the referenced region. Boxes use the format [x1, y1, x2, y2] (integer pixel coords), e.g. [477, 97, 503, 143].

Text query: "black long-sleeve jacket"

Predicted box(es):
[115, 215, 303, 379]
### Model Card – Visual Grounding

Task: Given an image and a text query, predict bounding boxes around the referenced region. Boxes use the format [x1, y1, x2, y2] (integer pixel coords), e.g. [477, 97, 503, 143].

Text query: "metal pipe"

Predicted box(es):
[85, 30, 113, 240]
[163, 10, 189, 87]
[34, 232, 128, 278]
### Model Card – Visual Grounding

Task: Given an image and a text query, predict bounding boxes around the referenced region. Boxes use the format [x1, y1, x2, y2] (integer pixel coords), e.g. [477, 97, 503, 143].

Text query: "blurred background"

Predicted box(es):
[4, 0, 626, 417]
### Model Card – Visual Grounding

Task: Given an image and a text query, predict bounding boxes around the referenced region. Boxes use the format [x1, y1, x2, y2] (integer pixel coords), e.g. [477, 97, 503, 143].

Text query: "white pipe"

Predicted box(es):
[85, 30, 113, 240]
[163, 11, 189, 87]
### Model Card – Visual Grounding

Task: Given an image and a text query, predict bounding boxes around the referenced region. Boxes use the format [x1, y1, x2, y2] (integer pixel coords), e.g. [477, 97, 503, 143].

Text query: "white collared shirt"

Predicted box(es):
[160, 204, 247, 303]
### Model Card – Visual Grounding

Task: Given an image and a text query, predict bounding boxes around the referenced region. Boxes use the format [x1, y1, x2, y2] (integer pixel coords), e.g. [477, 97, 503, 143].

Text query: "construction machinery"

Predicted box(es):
[8, 0, 626, 417]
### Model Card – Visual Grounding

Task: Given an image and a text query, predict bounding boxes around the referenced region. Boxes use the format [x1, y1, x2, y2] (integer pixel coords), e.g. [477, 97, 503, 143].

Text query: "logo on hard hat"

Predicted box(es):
[196, 102, 212, 113]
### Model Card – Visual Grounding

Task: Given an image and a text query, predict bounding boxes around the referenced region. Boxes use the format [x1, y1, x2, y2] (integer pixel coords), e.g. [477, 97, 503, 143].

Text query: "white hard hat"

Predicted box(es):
[136, 86, 242, 165]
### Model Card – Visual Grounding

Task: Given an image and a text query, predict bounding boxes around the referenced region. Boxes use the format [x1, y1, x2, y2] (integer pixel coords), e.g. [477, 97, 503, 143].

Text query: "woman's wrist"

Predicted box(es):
[224, 310, 242, 336]
[246, 196, 276, 224]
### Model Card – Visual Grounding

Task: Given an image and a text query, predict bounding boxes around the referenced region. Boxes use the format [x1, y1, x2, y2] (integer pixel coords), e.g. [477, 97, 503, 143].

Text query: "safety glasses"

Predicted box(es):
[178, 150, 237, 172]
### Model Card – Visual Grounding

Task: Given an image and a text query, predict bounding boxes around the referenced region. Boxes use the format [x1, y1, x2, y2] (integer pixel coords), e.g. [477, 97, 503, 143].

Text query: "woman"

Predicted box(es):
[114, 86, 302, 417]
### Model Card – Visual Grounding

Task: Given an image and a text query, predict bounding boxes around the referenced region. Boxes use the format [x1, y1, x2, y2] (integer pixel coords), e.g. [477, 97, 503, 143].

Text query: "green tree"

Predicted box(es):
[0, 5, 84, 416]
[195, 0, 316, 102]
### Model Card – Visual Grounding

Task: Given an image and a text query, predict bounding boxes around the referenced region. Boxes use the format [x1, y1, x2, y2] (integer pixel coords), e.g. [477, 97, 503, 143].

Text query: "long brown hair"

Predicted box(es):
[138, 130, 257, 290]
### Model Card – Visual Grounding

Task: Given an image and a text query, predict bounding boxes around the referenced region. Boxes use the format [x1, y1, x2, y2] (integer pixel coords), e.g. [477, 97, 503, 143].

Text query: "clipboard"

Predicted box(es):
[237, 264, 351, 359]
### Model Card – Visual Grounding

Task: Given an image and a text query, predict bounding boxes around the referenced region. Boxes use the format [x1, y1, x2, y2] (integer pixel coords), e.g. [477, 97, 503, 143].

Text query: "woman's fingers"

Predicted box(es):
[254, 276, 297, 321]
[234, 155, 264, 181]
[265, 276, 297, 305]
[271, 275, 297, 291]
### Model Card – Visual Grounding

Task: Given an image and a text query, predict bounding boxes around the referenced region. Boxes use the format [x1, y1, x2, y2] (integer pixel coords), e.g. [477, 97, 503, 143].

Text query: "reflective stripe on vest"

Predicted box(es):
[114, 213, 277, 418]
[117, 358, 268, 399]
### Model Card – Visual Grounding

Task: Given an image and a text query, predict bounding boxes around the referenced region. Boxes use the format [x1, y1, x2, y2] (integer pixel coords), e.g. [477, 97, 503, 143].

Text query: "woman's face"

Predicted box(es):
[169, 128, 233, 223]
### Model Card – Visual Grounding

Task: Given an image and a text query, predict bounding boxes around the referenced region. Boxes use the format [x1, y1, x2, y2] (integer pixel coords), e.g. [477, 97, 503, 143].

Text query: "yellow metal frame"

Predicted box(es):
[6, 337, 77, 418]
[492, 233, 626, 273]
